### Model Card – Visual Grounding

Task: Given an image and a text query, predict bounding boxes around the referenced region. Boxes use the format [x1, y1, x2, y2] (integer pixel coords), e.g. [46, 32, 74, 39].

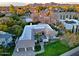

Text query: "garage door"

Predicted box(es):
[19, 48, 25, 52]
[27, 47, 33, 51]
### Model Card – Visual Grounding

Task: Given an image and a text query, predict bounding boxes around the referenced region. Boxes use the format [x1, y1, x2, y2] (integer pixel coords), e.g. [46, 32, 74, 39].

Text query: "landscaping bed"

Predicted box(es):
[35, 44, 41, 52]
[36, 40, 70, 56]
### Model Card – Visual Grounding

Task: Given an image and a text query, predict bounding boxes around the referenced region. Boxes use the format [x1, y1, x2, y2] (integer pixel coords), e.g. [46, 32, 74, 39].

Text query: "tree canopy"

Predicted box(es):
[9, 4, 16, 14]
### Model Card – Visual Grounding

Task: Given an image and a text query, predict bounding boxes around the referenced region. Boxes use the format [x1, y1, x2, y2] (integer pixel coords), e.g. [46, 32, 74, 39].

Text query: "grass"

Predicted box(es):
[0, 46, 15, 56]
[36, 40, 70, 56]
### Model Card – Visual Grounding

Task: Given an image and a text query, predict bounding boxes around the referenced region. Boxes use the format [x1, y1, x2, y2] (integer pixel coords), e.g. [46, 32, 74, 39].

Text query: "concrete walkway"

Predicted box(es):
[35, 42, 44, 55]
[60, 46, 79, 56]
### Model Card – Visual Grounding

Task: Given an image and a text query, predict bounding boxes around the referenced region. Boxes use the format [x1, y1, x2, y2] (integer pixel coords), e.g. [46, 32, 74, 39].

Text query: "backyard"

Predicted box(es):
[36, 40, 71, 56]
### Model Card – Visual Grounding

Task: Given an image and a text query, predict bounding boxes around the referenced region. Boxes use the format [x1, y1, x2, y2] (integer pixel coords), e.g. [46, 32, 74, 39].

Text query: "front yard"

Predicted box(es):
[0, 46, 15, 56]
[36, 40, 71, 56]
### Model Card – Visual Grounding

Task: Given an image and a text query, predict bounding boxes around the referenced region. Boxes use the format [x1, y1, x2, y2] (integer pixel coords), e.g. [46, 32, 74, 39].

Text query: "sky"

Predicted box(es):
[0, 0, 79, 4]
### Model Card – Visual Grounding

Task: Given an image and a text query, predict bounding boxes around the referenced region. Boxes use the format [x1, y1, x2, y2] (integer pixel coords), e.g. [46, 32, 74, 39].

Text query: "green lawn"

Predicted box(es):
[0, 46, 15, 56]
[36, 40, 70, 56]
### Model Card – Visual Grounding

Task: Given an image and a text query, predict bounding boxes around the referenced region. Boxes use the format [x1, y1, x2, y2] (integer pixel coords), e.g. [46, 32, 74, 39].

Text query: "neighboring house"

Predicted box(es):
[13, 24, 57, 56]
[59, 19, 79, 30]
[0, 7, 9, 13]
[54, 12, 79, 20]
[5, 12, 13, 17]
[31, 11, 58, 24]
[23, 17, 33, 22]
[0, 31, 13, 46]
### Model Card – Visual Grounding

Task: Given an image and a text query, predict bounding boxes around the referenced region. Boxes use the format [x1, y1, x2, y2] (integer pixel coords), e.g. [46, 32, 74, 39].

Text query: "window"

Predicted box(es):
[60, 15, 62, 19]
[66, 15, 68, 18]
[27, 47, 33, 51]
[63, 15, 65, 20]
[69, 15, 72, 19]
[19, 48, 25, 52]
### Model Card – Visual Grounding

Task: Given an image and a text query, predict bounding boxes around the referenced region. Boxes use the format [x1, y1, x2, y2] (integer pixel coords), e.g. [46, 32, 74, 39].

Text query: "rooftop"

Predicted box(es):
[19, 24, 56, 40]
[0, 31, 12, 39]
[24, 18, 33, 22]
[59, 19, 79, 30]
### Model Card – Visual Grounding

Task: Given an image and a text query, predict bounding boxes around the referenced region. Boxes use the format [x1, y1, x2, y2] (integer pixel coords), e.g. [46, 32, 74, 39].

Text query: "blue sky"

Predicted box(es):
[0, 0, 79, 4]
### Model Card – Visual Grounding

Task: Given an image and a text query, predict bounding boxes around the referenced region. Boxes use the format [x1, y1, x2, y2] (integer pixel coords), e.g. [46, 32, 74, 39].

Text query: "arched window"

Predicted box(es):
[69, 15, 72, 19]
[66, 15, 68, 18]
[63, 15, 65, 20]
[60, 15, 62, 19]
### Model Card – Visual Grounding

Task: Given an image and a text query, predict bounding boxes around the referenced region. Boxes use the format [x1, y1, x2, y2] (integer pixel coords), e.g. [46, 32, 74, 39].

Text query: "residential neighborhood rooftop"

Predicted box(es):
[19, 24, 57, 40]
[0, 31, 12, 39]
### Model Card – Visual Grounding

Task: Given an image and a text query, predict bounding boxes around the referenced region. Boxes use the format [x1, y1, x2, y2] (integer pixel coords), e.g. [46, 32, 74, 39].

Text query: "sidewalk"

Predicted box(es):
[35, 42, 44, 55]
[60, 46, 79, 56]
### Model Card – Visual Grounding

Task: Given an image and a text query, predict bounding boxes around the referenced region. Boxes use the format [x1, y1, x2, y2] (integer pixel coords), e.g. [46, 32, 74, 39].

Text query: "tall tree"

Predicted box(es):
[9, 4, 16, 14]
[9, 25, 23, 37]
[0, 24, 8, 32]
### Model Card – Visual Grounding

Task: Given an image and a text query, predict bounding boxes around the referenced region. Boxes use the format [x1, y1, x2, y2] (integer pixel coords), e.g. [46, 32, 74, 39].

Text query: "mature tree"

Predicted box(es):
[67, 6, 76, 12]
[10, 14, 20, 21]
[9, 25, 23, 37]
[0, 17, 16, 27]
[0, 24, 8, 32]
[9, 4, 16, 14]
[35, 32, 42, 43]
[16, 20, 26, 28]
[64, 31, 79, 47]
[35, 6, 47, 12]
[8, 19, 16, 27]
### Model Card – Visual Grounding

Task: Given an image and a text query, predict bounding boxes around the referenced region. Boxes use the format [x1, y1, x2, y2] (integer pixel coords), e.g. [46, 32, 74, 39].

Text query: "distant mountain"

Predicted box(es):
[28, 2, 79, 7]
[65, 2, 79, 4]
[0, 2, 27, 6]
[0, 2, 79, 7]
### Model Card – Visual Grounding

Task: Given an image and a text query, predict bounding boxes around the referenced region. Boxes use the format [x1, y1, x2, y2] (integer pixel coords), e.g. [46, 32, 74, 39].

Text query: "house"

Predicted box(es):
[5, 12, 13, 17]
[23, 17, 33, 22]
[59, 19, 79, 30]
[54, 12, 79, 20]
[13, 24, 57, 56]
[0, 31, 13, 46]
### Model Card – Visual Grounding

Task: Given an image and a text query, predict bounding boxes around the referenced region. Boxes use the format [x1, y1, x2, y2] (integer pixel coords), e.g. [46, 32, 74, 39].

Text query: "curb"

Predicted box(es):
[60, 46, 79, 56]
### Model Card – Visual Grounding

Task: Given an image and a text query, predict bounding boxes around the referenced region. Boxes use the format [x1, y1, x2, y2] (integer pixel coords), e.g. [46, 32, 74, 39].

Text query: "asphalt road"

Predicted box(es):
[71, 51, 79, 56]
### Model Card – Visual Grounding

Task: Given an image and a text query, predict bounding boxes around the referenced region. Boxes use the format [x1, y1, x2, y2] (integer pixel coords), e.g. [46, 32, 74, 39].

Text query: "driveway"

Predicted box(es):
[13, 51, 35, 56]
[12, 47, 35, 56]
[35, 42, 44, 55]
